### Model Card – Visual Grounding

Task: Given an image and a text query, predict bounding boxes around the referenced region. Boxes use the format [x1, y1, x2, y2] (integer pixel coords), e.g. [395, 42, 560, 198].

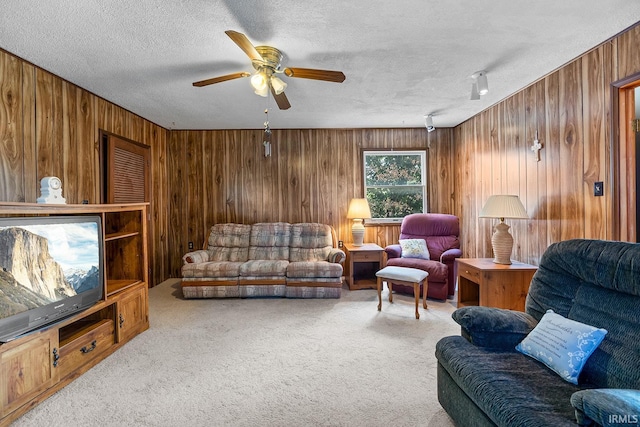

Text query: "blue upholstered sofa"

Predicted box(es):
[436, 239, 640, 426]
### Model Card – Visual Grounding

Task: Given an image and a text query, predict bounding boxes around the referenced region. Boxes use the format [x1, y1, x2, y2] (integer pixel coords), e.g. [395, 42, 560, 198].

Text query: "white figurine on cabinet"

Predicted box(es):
[36, 176, 66, 204]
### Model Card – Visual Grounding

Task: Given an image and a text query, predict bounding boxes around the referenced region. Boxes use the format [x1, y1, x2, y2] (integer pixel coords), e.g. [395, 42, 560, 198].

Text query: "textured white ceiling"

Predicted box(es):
[1, 1, 639, 130]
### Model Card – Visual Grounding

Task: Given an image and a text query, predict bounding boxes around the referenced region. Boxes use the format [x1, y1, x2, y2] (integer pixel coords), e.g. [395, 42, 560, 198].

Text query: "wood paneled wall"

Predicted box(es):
[166, 128, 454, 276]
[453, 23, 640, 265]
[3, 22, 640, 284]
[0, 49, 170, 287]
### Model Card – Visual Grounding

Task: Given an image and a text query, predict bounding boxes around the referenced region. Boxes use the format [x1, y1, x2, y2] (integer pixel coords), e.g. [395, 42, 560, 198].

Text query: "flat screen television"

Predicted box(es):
[0, 215, 104, 342]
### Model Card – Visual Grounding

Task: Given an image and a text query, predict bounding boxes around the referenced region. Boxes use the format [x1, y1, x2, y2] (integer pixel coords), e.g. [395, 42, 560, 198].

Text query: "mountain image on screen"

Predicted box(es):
[0, 227, 79, 318]
[65, 266, 100, 294]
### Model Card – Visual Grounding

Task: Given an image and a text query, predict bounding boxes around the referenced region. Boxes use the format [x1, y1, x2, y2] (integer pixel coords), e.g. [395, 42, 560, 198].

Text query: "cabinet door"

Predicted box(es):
[117, 284, 149, 343]
[0, 329, 58, 417]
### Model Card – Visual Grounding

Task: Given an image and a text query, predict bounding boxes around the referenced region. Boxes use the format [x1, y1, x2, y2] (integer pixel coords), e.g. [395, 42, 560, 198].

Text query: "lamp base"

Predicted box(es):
[491, 221, 513, 265]
[351, 219, 365, 246]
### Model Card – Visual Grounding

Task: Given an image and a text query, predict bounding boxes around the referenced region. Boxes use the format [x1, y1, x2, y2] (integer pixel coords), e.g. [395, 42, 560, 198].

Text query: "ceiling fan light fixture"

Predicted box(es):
[251, 72, 268, 91]
[270, 75, 287, 95]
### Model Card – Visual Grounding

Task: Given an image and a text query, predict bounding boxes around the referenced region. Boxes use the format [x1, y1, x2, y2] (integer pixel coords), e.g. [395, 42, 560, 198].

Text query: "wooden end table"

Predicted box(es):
[344, 243, 384, 290]
[456, 258, 538, 311]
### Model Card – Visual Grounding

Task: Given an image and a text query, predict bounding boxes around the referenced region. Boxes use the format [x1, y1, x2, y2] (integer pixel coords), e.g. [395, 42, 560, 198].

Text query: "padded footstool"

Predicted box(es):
[376, 266, 429, 319]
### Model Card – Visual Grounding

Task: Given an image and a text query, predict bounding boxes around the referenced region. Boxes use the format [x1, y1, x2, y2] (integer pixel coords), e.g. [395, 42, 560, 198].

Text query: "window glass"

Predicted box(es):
[363, 151, 427, 222]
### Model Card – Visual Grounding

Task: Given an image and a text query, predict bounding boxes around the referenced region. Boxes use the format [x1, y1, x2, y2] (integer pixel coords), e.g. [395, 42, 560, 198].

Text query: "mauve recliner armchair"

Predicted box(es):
[384, 213, 461, 300]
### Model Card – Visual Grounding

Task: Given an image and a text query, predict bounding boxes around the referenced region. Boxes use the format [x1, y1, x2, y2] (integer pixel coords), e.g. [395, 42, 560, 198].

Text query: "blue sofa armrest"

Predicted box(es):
[385, 244, 402, 259]
[452, 306, 538, 349]
[571, 389, 640, 426]
[440, 248, 462, 263]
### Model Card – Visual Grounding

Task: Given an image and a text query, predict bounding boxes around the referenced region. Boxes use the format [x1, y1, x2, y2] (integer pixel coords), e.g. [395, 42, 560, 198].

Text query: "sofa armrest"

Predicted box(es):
[440, 248, 462, 263]
[571, 389, 640, 426]
[329, 248, 346, 264]
[452, 306, 538, 349]
[182, 249, 210, 264]
[385, 244, 402, 259]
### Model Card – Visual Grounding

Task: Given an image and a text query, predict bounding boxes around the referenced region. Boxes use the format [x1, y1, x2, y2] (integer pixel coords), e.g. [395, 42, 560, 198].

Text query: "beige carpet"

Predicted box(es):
[13, 280, 459, 427]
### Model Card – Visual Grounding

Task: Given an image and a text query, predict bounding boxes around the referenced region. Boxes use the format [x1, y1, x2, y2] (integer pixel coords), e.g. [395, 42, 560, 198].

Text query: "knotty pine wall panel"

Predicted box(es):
[166, 127, 454, 277]
[0, 48, 170, 286]
[451, 24, 640, 266]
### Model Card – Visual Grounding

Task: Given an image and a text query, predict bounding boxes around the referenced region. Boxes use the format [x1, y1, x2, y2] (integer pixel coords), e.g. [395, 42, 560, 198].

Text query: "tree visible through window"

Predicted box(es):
[363, 150, 427, 221]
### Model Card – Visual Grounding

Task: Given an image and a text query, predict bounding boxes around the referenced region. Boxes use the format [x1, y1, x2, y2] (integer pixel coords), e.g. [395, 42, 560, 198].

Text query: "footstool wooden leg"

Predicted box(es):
[414, 282, 420, 319]
[377, 277, 382, 311]
[422, 278, 428, 310]
[388, 281, 393, 303]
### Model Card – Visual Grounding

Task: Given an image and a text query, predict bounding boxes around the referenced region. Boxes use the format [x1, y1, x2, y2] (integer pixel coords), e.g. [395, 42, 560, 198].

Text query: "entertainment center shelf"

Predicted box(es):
[0, 202, 149, 426]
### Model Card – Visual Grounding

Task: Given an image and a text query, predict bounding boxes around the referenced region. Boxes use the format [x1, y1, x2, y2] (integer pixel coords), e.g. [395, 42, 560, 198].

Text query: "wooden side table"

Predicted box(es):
[344, 243, 384, 290]
[456, 258, 538, 311]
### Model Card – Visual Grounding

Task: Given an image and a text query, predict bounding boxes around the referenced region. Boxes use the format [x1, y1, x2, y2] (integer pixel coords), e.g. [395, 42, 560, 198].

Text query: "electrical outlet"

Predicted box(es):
[338, 240, 344, 248]
[188, 241, 194, 250]
[594, 182, 604, 197]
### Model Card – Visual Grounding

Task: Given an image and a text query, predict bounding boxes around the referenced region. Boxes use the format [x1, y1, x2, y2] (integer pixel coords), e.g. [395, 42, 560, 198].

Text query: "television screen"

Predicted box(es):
[0, 215, 104, 342]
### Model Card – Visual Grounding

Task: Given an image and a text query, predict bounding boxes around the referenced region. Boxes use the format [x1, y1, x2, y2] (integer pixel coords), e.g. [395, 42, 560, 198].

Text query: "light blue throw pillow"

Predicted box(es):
[515, 309, 608, 384]
[399, 239, 430, 260]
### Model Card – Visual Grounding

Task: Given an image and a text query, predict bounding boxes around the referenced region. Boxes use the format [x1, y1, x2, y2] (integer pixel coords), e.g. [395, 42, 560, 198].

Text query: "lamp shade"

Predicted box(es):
[347, 198, 372, 219]
[270, 76, 287, 94]
[479, 195, 528, 220]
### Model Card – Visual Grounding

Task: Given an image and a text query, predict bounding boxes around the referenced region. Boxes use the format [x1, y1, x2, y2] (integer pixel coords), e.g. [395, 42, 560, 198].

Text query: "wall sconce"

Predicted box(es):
[347, 198, 371, 246]
[479, 195, 528, 264]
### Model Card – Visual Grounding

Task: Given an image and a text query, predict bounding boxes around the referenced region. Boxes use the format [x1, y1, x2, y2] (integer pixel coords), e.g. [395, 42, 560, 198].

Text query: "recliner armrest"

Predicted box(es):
[440, 248, 462, 263]
[182, 249, 210, 264]
[452, 306, 537, 349]
[328, 248, 346, 264]
[571, 389, 640, 426]
[385, 244, 402, 259]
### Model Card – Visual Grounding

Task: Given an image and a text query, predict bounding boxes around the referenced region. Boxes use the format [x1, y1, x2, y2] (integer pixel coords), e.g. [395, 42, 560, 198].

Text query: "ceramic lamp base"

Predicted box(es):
[351, 219, 365, 246]
[491, 221, 513, 264]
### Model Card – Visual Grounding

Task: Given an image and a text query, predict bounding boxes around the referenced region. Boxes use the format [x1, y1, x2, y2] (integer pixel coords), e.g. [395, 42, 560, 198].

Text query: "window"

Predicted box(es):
[363, 150, 427, 222]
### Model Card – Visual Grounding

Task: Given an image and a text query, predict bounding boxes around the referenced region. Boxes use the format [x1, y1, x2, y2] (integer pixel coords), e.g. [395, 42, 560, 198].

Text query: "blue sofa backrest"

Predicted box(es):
[525, 239, 640, 388]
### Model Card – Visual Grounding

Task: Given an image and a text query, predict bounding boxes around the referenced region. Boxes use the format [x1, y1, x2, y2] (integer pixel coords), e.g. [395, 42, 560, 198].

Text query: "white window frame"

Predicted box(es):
[363, 150, 427, 224]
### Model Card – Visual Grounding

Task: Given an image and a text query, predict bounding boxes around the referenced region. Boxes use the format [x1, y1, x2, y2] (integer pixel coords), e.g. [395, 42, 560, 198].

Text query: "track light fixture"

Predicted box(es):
[470, 70, 488, 100]
[424, 114, 435, 132]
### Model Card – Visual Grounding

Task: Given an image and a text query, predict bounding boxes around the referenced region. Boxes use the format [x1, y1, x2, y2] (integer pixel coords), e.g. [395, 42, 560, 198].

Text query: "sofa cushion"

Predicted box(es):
[452, 306, 537, 349]
[289, 223, 333, 262]
[526, 239, 640, 389]
[206, 223, 251, 262]
[516, 310, 607, 385]
[181, 261, 244, 278]
[240, 260, 289, 277]
[287, 261, 343, 279]
[248, 222, 291, 260]
[571, 389, 640, 426]
[436, 335, 590, 426]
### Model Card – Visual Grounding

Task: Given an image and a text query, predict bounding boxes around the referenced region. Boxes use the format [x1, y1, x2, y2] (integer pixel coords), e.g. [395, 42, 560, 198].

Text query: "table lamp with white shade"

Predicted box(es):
[347, 198, 372, 246]
[479, 195, 529, 265]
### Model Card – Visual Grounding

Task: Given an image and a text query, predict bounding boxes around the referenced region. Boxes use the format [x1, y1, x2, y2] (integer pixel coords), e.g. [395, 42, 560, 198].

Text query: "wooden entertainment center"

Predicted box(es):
[0, 203, 149, 426]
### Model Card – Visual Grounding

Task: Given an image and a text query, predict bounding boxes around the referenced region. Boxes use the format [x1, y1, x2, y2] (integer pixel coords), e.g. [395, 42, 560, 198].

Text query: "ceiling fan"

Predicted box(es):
[193, 30, 346, 110]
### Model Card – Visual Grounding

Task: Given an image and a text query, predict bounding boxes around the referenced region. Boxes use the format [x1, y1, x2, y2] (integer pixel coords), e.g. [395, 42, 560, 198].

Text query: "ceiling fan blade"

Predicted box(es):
[283, 67, 345, 83]
[225, 30, 263, 62]
[192, 72, 250, 87]
[271, 86, 291, 110]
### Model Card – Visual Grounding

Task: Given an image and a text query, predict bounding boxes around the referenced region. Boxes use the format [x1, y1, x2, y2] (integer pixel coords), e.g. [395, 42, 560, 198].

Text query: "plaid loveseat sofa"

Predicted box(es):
[181, 222, 346, 299]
